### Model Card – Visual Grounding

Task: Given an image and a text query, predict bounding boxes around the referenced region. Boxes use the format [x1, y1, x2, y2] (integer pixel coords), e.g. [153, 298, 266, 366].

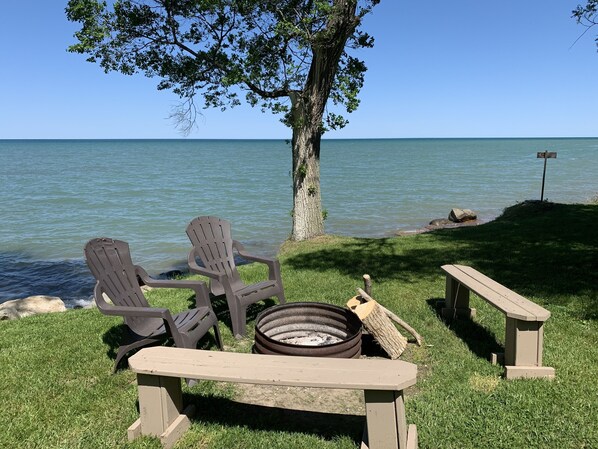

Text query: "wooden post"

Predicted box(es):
[363, 274, 373, 296]
[537, 151, 557, 202]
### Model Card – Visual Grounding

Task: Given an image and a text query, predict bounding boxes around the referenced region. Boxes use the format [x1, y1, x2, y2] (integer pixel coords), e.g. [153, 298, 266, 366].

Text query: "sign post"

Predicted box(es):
[536, 151, 557, 201]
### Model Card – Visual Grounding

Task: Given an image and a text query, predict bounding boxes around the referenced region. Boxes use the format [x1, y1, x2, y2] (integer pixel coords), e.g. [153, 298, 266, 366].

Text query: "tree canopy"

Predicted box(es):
[573, 1, 598, 50]
[66, 0, 381, 240]
[67, 0, 378, 132]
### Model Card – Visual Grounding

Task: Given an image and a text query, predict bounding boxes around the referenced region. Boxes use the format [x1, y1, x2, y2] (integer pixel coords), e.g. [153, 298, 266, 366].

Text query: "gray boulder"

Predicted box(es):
[429, 218, 452, 227]
[448, 208, 477, 223]
[0, 295, 67, 320]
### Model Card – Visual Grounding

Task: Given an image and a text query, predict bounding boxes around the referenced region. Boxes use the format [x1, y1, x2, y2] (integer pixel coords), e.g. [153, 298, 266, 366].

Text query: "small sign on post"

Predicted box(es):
[537, 151, 557, 202]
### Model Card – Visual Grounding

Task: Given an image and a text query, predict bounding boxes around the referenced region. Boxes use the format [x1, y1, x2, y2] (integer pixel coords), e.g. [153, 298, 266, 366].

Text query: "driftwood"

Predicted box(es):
[347, 296, 407, 359]
[359, 275, 423, 346]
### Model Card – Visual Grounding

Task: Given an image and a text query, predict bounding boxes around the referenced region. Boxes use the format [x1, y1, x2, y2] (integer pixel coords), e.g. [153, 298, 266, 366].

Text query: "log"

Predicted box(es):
[347, 297, 407, 359]
[357, 288, 423, 347]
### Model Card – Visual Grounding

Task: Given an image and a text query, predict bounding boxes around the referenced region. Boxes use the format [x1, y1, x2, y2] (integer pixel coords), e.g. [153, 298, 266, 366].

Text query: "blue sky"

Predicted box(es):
[1, 1, 597, 139]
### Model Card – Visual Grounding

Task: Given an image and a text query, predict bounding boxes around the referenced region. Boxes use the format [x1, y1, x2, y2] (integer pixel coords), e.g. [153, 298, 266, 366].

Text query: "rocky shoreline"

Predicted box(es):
[395, 207, 486, 236]
[0, 207, 490, 320]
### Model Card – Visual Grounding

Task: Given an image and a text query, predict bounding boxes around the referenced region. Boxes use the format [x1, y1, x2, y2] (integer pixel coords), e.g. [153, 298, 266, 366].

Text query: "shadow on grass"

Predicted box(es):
[184, 394, 363, 445]
[284, 202, 598, 320]
[426, 298, 504, 361]
[207, 294, 277, 336]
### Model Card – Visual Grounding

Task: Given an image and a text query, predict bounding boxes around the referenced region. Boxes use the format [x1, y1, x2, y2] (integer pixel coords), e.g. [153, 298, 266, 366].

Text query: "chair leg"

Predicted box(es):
[213, 323, 224, 350]
[277, 291, 286, 304]
[112, 337, 162, 373]
[113, 345, 130, 373]
[231, 304, 247, 339]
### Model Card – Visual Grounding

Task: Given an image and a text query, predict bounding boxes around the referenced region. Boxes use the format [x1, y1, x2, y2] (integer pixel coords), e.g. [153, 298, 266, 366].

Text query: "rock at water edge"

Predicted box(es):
[449, 208, 477, 223]
[0, 296, 67, 320]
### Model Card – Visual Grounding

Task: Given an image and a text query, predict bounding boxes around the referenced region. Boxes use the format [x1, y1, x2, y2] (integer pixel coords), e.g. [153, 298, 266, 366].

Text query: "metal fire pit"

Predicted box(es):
[253, 302, 362, 358]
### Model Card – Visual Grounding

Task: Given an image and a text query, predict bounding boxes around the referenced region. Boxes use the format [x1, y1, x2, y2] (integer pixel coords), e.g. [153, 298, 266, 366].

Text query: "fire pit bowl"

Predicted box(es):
[253, 302, 362, 358]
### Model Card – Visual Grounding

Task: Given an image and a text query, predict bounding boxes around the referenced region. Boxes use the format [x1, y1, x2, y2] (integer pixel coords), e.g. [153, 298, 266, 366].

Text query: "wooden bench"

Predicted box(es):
[440, 264, 555, 379]
[128, 347, 419, 449]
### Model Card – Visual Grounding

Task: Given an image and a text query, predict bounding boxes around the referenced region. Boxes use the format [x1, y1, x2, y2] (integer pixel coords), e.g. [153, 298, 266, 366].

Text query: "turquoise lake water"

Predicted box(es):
[1, 138, 596, 306]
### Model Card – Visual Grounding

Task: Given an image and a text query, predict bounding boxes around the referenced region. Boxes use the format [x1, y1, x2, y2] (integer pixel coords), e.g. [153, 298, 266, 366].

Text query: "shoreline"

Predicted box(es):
[394, 216, 494, 236]
[2, 200, 595, 309]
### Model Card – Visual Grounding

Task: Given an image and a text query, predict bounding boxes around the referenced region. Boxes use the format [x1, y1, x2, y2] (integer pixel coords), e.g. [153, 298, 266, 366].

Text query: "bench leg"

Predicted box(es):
[364, 390, 415, 449]
[129, 374, 194, 448]
[441, 277, 476, 320]
[504, 319, 555, 380]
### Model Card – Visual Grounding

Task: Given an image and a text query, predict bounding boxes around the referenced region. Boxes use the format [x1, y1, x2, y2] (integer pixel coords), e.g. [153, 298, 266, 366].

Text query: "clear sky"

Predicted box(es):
[1, 1, 597, 139]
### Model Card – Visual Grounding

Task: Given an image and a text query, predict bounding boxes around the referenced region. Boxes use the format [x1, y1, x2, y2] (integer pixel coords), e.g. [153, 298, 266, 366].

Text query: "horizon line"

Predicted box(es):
[2, 136, 598, 141]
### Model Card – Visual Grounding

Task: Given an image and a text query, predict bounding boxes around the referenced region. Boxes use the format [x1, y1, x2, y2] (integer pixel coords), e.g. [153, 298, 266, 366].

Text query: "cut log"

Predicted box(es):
[347, 296, 362, 310]
[347, 298, 408, 359]
[357, 288, 423, 347]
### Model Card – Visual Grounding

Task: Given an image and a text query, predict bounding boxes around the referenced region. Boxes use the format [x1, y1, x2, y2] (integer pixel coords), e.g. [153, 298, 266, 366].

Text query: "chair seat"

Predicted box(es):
[236, 281, 280, 304]
[147, 307, 212, 338]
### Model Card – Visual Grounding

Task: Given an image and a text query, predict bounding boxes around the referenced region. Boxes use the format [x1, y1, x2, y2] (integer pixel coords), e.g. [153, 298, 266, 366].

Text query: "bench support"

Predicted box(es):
[441, 265, 555, 380]
[441, 276, 476, 319]
[503, 318, 554, 379]
[130, 373, 418, 449]
[363, 390, 409, 449]
[127, 374, 193, 449]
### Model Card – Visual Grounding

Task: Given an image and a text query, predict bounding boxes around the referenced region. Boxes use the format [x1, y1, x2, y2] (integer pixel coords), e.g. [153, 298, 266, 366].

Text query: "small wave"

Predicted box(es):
[0, 252, 253, 309]
[0, 252, 95, 308]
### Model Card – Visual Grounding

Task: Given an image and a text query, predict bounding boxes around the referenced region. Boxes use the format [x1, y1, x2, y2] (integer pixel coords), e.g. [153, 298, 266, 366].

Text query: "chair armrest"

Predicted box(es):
[232, 240, 281, 281]
[187, 250, 226, 280]
[135, 266, 204, 290]
[93, 284, 170, 319]
[233, 240, 276, 265]
[135, 266, 214, 310]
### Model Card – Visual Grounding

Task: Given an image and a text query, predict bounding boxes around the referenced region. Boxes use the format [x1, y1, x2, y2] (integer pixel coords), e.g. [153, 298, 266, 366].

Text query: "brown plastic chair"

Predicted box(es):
[186, 216, 286, 338]
[84, 237, 222, 372]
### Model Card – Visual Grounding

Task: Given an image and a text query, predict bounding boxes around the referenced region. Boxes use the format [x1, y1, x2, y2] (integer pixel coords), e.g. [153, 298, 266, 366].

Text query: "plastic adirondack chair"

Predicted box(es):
[186, 216, 286, 338]
[84, 237, 222, 373]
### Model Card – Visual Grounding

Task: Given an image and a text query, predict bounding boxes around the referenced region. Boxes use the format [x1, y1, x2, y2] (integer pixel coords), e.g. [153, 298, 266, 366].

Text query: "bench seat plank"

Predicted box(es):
[441, 264, 550, 321]
[129, 347, 418, 391]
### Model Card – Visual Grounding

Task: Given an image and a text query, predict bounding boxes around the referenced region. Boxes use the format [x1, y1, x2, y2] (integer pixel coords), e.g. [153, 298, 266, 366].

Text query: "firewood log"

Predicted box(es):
[357, 288, 423, 346]
[360, 274, 423, 346]
[347, 297, 407, 359]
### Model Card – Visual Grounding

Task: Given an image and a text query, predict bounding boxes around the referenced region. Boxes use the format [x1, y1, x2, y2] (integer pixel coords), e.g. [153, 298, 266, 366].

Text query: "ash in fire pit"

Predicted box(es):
[253, 302, 362, 358]
[280, 332, 343, 346]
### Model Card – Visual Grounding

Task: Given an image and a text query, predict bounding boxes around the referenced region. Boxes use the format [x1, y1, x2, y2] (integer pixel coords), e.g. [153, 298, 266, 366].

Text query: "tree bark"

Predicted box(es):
[289, 0, 360, 241]
[290, 94, 324, 241]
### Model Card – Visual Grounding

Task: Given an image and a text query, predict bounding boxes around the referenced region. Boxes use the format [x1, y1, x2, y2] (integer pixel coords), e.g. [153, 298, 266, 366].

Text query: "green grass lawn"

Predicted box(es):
[1, 201, 597, 448]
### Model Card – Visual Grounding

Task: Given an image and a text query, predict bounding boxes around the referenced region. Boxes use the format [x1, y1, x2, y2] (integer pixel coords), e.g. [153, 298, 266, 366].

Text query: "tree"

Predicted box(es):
[66, 0, 380, 241]
[573, 1, 598, 49]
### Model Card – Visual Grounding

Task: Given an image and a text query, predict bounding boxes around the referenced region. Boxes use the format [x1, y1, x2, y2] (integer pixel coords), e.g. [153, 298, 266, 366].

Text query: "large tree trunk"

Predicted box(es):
[290, 95, 324, 241]
[289, 0, 360, 241]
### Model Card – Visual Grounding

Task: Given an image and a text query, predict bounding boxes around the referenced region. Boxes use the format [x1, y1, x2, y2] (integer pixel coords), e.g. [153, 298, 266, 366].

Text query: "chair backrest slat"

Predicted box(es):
[186, 216, 241, 283]
[84, 238, 150, 313]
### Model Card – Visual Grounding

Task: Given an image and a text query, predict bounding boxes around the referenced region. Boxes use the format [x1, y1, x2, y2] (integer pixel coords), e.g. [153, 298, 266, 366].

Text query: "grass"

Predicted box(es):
[1, 201, 597, 448]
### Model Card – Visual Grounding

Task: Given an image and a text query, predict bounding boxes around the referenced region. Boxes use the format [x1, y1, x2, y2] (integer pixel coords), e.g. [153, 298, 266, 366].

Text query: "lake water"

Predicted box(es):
[1, 138, 596, 306]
